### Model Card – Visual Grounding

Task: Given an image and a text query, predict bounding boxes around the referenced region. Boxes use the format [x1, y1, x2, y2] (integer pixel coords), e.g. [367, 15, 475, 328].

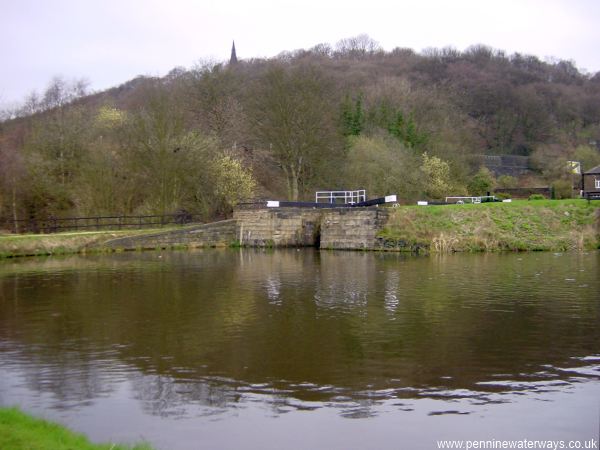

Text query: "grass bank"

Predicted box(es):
[379, 199, 600, 252]
[0, 226, 190, 259]
[0, 407, 153, 450]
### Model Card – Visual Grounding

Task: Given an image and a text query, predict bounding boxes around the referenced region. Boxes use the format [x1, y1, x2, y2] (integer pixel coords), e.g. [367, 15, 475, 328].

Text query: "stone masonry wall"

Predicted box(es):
[234, 207, 390, 249]
[320, 208, 390, 250]
[103, 219, 237, 250]
[233, 208, 322, 247]
[100, 209, 391, 251]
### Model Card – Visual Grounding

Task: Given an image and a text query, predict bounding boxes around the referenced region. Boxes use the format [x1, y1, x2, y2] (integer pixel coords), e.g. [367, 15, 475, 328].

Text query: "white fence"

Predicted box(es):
[315, 190, 366, 204]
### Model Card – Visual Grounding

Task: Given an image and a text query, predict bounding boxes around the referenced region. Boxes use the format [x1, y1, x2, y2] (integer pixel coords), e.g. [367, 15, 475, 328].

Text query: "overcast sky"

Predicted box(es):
[1, 0, 599, 108]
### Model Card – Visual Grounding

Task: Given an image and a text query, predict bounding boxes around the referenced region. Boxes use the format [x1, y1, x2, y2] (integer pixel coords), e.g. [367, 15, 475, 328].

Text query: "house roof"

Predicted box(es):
[583, 164, 600, 175]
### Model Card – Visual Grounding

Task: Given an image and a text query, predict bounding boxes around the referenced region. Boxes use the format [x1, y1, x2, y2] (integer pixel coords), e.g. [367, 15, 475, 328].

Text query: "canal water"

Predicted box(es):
[0, 250, 598, 449]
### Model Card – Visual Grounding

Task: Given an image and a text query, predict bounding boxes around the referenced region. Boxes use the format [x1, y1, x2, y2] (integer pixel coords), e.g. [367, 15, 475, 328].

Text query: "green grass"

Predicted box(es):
[379, 199, 600, 252]
[0, 226, 194, 258]
[0, 407, 153, 450]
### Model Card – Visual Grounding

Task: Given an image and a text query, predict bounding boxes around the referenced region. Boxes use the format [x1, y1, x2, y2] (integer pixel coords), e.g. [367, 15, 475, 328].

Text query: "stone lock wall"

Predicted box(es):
[233, 208, 323, 247]
[100, 208, 391, 251]
[103, 219, 237, 250]
[233, 207, 390, 249]
[320, 208, 390, 249]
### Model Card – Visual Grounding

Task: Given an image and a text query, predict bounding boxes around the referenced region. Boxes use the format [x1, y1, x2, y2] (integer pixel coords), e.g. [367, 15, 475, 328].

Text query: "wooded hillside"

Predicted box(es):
[2, 35, 600, 223]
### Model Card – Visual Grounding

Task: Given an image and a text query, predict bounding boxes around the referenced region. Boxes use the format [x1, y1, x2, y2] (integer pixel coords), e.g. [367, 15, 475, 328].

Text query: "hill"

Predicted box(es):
[1, 35, 600, 224]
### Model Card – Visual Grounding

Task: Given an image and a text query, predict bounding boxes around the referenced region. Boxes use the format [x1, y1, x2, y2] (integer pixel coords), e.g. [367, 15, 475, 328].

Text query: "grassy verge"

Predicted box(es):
[0, 407, 153, 450]
[379, 199, 600, 252]
[0, 226, 191, 259]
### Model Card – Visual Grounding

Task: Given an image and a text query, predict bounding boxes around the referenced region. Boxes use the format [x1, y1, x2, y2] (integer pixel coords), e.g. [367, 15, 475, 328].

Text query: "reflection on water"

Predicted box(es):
[0, 250, 599, 449]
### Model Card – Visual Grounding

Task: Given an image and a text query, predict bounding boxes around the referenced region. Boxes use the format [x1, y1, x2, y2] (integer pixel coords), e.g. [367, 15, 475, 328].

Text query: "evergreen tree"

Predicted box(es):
[341, 94, 364, 136]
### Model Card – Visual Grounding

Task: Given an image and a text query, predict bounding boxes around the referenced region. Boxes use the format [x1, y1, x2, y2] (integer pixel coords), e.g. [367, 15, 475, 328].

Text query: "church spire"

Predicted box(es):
[230, 41, 238, 65]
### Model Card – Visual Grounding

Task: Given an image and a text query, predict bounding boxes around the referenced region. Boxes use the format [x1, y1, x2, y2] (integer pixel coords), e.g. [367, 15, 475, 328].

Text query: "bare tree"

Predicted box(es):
[0, 124, 26, 231]
[248, 64, 343, 200]
[186, 64, 247, 147]
[335, 34, 382, 60]
[41, 76, 89, 110]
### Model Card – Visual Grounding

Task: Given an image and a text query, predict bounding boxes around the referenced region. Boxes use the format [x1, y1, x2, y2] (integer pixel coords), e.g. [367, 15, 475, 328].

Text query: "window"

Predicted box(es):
[596, 178, 600, 189]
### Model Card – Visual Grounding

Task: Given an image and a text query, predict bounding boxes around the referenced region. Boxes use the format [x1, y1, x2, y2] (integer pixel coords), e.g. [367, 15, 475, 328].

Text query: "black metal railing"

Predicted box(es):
[1, 211, 202, 234]
[236, 200, 268, 210]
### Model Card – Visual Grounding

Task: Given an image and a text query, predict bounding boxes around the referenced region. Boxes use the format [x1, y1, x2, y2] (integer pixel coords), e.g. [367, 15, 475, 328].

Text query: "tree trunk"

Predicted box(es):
[11, 182, 18, 233]
[282, 166, 293, 201]
[291, 176, 299, 201]
[289, 165, 299, 201]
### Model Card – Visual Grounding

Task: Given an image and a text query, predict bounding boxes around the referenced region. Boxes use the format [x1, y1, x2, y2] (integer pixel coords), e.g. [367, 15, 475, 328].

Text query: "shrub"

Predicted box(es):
[496, 175, 518, 189]
[344, 136, 423, 200]
[468, 167, 495, 196]
[551, 179, 573, 199]
[421, 152, 452, 200]
[528, 194, 546, 200]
